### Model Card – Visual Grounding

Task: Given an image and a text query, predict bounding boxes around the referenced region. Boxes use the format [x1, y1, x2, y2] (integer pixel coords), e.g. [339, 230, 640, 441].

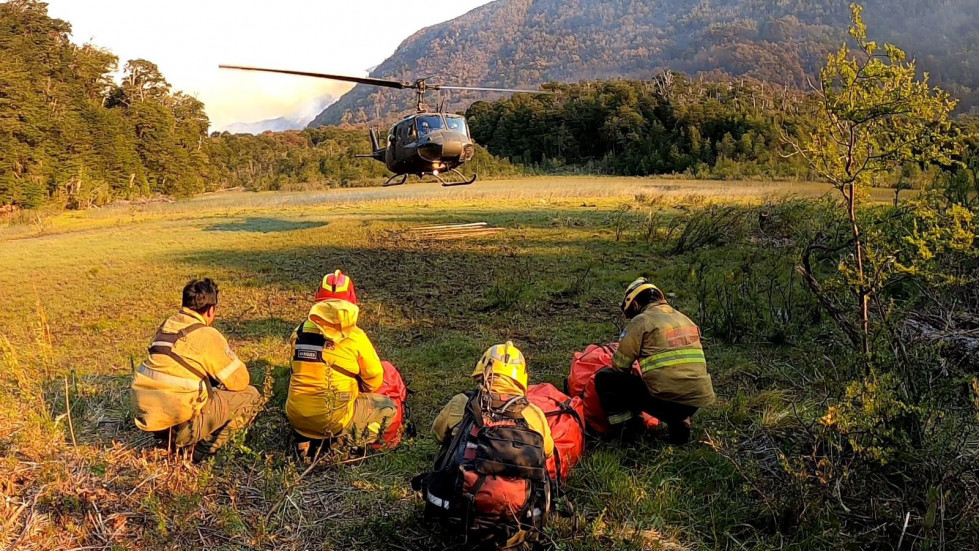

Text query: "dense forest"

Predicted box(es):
[0, 0, 211, 208]
[467, 76, 814, 179]
[314, 0, 979, 127]
[466, 76, 979, 183]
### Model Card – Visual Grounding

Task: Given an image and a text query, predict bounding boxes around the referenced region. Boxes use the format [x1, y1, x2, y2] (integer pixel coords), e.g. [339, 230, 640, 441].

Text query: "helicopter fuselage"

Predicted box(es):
[363, 113, 476, 177]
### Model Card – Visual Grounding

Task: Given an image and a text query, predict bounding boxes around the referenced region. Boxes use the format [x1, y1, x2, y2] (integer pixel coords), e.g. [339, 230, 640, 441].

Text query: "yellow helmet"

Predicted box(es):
[471, 341, 528, 390]
[621, 277, 661, 316]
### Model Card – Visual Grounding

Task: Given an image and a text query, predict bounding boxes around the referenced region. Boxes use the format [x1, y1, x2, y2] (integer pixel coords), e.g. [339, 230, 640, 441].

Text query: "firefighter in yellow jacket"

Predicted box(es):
[595, 277, 715, 444]
[286, 270, 396, 455]
[432, 342, 554, 459]
[132, 278, 261, 461]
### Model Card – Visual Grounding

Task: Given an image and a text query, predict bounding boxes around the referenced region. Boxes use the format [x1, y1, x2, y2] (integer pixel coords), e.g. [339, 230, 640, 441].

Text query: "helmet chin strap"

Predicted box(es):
[481, 357, 494, 395]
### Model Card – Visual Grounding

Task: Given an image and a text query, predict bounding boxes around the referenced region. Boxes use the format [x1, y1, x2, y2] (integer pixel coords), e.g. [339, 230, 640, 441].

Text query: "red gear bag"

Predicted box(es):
[369, 361, 410, 450]
[526, 383, 586, 484]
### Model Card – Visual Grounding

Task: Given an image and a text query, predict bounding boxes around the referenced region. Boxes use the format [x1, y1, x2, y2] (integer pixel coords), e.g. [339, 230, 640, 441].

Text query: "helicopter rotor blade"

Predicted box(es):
[435, 85, 553, 94]
[219, 65, 409, 89]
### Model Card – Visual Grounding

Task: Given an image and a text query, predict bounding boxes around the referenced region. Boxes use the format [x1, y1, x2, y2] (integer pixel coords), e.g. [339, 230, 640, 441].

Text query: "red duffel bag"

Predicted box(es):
[567, 344, 618, 435]
[526, 383, 585, 484]
[566, 344, 659, 435]
[369, 361, 411, 451]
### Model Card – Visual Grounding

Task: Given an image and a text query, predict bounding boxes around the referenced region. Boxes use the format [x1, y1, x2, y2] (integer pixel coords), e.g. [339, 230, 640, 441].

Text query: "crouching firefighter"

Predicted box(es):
[413, 342, 553, 549]
[286, 270, 397, 457]
[131, 278, 262, 462]
[596, 277, 715, 444]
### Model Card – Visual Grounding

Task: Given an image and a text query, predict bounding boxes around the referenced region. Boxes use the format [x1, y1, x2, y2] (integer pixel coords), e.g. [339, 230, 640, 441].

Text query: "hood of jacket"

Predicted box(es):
[307, 299, 360, 340]
[482, 373, 526, 397]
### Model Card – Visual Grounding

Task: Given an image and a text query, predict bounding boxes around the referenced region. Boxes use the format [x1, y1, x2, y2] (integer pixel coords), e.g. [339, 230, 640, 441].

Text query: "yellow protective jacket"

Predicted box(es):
[432, 376, 554, 458]
[612, 300, 716, 407]
[286, 300, 384, 439]
[132, 308, 250, 431]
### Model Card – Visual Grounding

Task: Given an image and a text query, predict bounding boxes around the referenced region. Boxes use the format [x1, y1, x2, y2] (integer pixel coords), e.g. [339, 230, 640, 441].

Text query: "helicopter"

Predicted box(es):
[219, 65, 548, 186]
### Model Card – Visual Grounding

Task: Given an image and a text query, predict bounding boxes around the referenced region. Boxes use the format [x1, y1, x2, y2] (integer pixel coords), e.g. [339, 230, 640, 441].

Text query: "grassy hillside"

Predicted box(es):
[1, 178, 976, 549]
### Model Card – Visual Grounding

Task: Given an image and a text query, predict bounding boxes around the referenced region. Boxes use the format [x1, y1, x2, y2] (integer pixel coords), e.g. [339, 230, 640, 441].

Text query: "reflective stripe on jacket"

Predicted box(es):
[286, 300, 384, 439]
[131, 308, 250, 431]
[611, 301, 715, 407]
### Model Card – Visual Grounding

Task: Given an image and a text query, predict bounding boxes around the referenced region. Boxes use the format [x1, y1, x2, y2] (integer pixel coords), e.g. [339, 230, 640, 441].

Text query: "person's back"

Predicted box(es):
[418, 343, 552, 548]
[132, 278, 260, 461]
[622, 301, 715, 407]
[597, 277, 715, 444]
[433, 376, 554, 459]
[286, 271, 395, 453]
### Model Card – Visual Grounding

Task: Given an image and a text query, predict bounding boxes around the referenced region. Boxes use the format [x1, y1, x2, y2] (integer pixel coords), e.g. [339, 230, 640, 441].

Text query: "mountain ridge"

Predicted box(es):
[309, 0, 979, 128]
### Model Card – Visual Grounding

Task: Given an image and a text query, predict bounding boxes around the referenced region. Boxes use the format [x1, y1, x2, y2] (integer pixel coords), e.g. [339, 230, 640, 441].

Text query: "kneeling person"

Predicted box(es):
[132, 278, 261, 461]
[420, 343, 553, 549]
[596, 278, 715, 444]
[286, 271, 396, 454]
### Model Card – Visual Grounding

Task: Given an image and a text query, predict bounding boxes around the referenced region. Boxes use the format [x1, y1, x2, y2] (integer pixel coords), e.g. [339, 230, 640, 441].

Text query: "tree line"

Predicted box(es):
[466, 74, 979, 184]
[0, 0, 209, 208]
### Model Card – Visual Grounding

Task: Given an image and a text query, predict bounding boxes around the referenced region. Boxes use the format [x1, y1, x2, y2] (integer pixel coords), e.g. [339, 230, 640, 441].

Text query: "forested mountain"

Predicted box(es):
[311, 0, 979, 127]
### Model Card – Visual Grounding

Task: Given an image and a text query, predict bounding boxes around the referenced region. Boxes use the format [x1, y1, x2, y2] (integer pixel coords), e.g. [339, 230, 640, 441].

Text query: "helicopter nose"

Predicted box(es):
[417, 141, 443, 161]
[417, 133, 469, 161]
[441, 140, 463, 158]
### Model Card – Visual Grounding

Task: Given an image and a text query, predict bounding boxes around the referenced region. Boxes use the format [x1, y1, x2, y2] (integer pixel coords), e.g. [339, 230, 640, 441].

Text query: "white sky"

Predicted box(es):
[43, 0, 494, 130]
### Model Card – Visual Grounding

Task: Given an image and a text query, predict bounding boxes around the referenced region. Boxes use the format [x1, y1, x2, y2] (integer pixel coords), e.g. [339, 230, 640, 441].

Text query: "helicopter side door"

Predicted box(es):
[385, 126, 397, 167]
[393, 118, 417, 164]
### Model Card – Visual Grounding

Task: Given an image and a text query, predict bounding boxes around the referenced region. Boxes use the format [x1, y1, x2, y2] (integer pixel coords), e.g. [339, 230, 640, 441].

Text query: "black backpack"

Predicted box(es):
[414, 390, 550, 549]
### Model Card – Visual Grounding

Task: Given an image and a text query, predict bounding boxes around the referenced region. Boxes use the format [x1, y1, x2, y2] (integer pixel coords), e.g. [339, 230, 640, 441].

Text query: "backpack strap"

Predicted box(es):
[465, 390, 486, 428]
[544, 398, 585, 431]
[148, 323, 213, 397]
[149, 323, 209, 381]
[293, 322, 360, 379]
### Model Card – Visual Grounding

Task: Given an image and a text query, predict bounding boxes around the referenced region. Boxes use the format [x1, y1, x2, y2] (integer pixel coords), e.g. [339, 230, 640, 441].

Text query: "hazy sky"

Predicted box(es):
[44, 0, 494, 130]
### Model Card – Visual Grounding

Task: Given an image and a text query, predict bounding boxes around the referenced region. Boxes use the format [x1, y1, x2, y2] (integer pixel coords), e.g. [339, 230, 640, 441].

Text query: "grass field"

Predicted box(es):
[0, 177, 924, 550]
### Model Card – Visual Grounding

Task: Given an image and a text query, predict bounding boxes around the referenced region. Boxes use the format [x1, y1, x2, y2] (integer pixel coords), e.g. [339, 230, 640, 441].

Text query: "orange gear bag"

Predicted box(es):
[567, 344, 618, 435]
[526, 383, 585, 484]
[369, 361, 411, 451]
[567, 343, 658, 435]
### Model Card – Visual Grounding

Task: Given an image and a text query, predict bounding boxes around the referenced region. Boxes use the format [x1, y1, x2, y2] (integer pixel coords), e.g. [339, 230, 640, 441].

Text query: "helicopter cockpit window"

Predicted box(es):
[416, 116, 444, 136]
[445, 115, 469, 137]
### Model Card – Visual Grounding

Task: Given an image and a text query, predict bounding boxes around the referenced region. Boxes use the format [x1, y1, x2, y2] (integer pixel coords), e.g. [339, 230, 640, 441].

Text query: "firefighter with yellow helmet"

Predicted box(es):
[131, 278, 262, 462]
[286, 270, 397, 456]
[595, 277, 715, 444]
[432, 342, 554, 458]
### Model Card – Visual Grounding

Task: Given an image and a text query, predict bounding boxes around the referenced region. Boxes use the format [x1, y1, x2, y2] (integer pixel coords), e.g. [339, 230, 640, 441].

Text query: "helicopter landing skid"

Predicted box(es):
[382, 173, 409, 187]
[434, 169, 478, 187]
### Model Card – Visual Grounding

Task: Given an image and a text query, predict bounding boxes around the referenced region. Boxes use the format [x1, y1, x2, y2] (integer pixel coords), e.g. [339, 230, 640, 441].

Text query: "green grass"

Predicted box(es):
[0, 177, 922, 550]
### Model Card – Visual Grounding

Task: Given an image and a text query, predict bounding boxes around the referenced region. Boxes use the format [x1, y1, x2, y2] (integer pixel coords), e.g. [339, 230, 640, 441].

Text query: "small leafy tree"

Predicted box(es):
[783, 3, 962, 360]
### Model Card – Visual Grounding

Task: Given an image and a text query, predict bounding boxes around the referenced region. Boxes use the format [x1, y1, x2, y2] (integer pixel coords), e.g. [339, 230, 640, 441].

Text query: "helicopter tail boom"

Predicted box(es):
[355, 127, 385, 160]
